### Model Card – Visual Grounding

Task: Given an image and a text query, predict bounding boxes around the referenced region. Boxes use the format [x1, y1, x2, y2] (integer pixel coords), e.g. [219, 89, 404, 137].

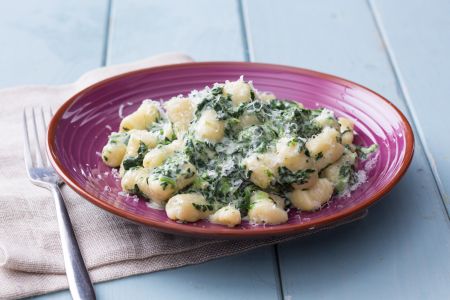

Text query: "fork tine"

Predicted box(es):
[39, 106, 48, 131]
[31, 107, 44, 167]
[23, 109, 34, 170]
[40, 106, 51, 166]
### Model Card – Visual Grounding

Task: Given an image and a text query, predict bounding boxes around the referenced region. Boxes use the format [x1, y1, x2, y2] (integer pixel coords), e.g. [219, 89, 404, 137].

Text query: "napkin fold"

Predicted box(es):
[0, 53, 366, 299]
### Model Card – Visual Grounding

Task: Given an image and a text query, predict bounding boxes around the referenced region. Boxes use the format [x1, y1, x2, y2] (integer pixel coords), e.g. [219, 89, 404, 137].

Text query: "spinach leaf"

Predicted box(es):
[192, 203, 214, 212]
[356, 144, 378, 159]
[276, 167, 315, 190]
[122, 142, 148, 170]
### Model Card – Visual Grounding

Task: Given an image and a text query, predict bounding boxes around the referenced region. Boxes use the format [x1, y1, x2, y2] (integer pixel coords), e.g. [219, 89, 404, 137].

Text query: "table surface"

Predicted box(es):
[2, 0, 449, 299]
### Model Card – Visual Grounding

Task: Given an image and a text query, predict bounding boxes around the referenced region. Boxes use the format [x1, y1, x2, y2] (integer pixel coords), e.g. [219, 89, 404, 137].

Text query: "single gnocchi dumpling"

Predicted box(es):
[164, 97, 195, 138]
[313, 108, 339, 129]
[288, 178, 334, 211]
[143, 147, 169, 170]
[248, 191, 288, 225]
[195, 109, 225, 142]
[125, 130, 159, 156]
[144, 176, 177, 206]
[239, 113, 260, 129]
[276, 137, 311, 171]
[136, 156, 197, 205]
[143, 139, 183, 169]
[102, 133, 129, 167]
[166, 193, 213, 222]
[121, 167, 147, 192]
[292, 170, 319, 190]
[223, 77, 253, 107]
[120, 167, 169, 208]
[209, 205, 242, 227]
[243, 152, 279, 189]
[174, 161, 197, 190]
[119, 100, 160, 132]
[306, 127, 344, 170]
[338, 117, 355, 145]
[323, 149, 357, 193]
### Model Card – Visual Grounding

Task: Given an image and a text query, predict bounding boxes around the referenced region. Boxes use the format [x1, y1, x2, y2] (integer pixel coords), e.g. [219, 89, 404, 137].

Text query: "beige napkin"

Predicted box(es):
[0, 53, 367, 299]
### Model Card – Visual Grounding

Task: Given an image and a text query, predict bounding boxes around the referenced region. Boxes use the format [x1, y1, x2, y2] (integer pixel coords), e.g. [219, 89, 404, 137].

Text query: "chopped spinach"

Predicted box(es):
[315, 152, 324, 160]
[335, 163, 358, 194]
[356, 144, 379, 159]
[276, 167, 315, 190]
[130, 183, 147, 199]
[122, 142, 148, 170]
[192, 203, 214, 212]
[108, 132, 130, 145]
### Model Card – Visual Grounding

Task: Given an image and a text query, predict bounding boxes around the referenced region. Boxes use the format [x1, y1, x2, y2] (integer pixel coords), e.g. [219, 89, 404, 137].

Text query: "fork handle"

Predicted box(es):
[50, 184, 96, 300]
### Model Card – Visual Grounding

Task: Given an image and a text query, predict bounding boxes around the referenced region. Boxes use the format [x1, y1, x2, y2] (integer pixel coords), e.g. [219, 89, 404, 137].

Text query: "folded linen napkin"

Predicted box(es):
[0, 53, 367, 299]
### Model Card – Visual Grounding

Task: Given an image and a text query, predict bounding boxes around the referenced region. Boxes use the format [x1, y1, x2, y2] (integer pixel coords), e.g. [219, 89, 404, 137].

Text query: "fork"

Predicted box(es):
[23, 107, 96, 300]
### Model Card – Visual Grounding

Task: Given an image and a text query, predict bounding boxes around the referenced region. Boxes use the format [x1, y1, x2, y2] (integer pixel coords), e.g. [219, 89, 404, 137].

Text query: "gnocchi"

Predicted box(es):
[322, 149, 357, 193]
[306, 127, 344, 170]
[119, 100, 160, 132]
[195, 109, 225, 142]
[101, 132, 129, 167]
[101, 78, 377, 226]
[209, 205, 242, 227]
[223, 77, 253, 107]
[276, 137, 311, 171]
[338, 117, 355, 145]
[125, 130, 159, 156]
[142, 139, 183, 169]
[288, 178, 334, 211]
[242, 152, 279, 189]
[248, 191, 288, 225]
[164, 97, 195, 137]
[166, 193, 212, 222]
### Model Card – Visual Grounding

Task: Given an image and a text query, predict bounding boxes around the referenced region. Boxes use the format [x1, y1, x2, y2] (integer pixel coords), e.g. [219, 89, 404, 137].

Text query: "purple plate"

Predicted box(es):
[47, 62, 414, 238]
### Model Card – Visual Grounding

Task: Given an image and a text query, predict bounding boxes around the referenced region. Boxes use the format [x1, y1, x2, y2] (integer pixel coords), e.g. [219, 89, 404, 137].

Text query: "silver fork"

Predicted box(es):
[23, 107, 96, 300]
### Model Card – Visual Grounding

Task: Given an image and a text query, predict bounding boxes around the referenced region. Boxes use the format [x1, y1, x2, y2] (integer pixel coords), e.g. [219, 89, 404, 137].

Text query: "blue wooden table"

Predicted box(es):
[2, 0, 449, 299]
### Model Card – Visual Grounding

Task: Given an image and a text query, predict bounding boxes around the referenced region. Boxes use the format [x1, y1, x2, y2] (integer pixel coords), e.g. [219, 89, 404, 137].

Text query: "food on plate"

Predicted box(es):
[101, 77, 377, 227]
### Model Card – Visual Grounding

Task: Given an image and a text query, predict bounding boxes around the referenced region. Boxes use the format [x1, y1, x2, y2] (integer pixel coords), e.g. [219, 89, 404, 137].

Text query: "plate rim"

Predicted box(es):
[47, 61, 415, 238]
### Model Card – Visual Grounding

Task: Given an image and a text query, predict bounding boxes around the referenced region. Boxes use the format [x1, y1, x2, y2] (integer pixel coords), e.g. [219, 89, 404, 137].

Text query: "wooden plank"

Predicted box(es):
[107, 0, 246, 63]
[32, 248, 279, 300]
[0, 0, 108, 88]
[33, 1, 280, 299]
[243, 0, 450, 299]
[371, 0, 450, 216]
[95, 248, 279, 300]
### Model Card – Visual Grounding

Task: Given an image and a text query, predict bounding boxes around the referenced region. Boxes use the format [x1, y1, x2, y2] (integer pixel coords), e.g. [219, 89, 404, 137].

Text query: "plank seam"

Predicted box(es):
[101, 0, 113, 66]
[273, 245, 285, 300]
[367, 0, 450, 219]
[237, 0, 254, 61]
